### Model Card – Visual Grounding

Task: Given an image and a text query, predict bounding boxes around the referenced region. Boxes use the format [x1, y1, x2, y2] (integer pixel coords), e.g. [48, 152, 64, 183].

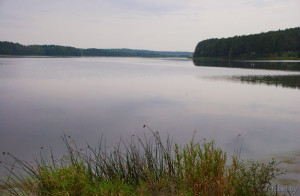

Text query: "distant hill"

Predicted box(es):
[0, 41, 192, 58]
[82, 48, 193, 57]
[193, 27, 300, 59]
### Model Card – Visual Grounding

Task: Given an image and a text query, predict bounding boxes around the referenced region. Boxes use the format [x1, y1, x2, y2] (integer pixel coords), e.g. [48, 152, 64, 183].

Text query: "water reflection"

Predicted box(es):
[193, 60, 300, 71]
[0, 57, 300, 177]
[219, 75, 300, 89]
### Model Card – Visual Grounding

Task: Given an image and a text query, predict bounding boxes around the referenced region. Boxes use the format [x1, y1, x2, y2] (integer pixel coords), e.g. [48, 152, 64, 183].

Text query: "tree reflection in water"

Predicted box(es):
[193, 60, 300, 89]
[228, 75, 300, 89]
[193, 60, 300, 71]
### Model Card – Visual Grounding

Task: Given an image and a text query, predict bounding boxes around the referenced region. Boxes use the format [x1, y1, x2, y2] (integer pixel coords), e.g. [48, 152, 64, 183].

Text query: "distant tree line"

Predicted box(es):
[0, 42, 192, 57]
[0, 42, 82, 56]
[193, 27, 300, 59]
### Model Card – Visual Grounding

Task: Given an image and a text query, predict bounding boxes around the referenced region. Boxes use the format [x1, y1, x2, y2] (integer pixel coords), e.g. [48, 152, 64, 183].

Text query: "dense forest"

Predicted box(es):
[193, 27, 300, 59]
[0, 41, 192, 57]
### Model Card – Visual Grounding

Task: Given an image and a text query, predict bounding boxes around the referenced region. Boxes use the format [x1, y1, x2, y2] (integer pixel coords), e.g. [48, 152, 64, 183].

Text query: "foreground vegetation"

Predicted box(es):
[193, 27, 300, 59]
[0, 126, 285, 195]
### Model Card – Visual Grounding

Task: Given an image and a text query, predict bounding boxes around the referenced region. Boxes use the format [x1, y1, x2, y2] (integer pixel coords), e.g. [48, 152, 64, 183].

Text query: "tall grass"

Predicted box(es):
[0, 125, 284, 195]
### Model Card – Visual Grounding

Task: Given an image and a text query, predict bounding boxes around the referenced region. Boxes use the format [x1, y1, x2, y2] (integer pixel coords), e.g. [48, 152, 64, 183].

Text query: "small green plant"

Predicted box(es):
[230, 158, 285, 195]
[0, 126, 284, 195]
[174, 140, 227, 195]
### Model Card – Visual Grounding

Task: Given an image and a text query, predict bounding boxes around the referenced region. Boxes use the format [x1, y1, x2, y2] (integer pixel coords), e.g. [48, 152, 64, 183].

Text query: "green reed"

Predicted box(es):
[0, 125, 284, 195]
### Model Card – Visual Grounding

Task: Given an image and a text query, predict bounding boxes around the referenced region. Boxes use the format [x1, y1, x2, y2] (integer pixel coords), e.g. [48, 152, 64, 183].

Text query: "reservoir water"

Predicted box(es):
[0, 57, 299, 167]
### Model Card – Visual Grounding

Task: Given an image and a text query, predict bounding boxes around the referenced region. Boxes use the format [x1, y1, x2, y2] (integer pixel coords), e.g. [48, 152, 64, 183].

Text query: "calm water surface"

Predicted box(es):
[0, 57, 300, 169]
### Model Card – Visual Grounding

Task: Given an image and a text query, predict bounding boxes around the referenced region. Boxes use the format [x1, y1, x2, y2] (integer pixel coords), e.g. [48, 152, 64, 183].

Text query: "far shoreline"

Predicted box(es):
[191, 57, 300, 61]
[1, 55, 300, 61]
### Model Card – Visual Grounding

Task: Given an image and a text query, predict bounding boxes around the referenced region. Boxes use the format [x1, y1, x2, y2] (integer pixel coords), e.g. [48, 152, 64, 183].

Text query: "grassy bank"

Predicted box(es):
[0, 126, 285, 195]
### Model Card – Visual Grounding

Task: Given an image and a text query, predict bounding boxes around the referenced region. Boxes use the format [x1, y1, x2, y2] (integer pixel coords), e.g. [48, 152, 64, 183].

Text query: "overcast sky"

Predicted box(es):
[0, 0, 299, 51]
